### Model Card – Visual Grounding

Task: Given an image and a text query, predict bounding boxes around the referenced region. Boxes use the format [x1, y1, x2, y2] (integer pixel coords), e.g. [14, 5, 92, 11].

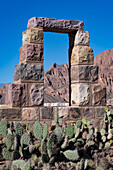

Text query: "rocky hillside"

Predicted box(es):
[44, 63, 69, 103]
[94, 49, 113, 104]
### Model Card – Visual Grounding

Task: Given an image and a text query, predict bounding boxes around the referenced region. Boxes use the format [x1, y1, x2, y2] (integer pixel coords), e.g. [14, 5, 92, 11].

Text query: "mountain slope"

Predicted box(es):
[94, 49, 113, 104]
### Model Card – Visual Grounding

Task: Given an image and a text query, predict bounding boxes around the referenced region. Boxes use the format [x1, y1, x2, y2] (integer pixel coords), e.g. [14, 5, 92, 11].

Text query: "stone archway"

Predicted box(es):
[1, 17, 107, 126]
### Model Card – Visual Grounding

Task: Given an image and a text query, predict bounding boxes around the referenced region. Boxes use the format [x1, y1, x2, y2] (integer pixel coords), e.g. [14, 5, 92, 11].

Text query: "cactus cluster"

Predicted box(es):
[1, 107, 113, 169]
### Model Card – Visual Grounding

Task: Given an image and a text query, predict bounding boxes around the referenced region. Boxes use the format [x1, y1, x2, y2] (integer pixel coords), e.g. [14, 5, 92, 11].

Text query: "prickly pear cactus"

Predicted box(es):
[63, 149, 79, 161]
[12, 160, 26, 169]
[14, 136, 18, 150]
[41, 140, 47, 153]
[55, 108, 59, 126]
[2, 148, 13, 160]
[23, 161, 30, 170]
[61, 135, 69, 149]
[43, 124, 48, 141]
[47, 134, 56, 150]
[54, 127, 63, 143]
[0, 120, 7, 137]
[15, 123, 23, 136]
[21, 133, 30, 146]
[76, 120, 82, 127]
[6, 134, 12, 150]
[33, 120, 42, 141]
[66, 124, 74, 139]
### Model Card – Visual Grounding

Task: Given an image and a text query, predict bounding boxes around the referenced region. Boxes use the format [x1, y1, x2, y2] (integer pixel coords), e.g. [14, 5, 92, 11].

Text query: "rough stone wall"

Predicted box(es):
[0, 17, 107, 129]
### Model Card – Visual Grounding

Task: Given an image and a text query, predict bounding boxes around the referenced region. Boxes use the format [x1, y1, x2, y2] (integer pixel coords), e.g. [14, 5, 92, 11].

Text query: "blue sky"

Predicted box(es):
[0, 0, 113, 83]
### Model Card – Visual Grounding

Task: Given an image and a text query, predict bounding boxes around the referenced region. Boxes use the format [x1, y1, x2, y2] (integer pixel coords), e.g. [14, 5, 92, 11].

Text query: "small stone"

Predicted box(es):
[81, 107, 94, 118]
[1, 108, 21, 120]
[22, 28, 43, 45]
[29, 84, 44, 106]
[14, 63, 44, 82]
[58, 107, 69, 120]
[74, 30, 89, 46]
[71, 65, 98, 82]
[92, 84, 106, 106]
[20, 44, 43, 63]
[95, 107, 106, 117]
[69, 107, 81, 119]
[71, 45, 94, 64]
[71, 83, 90, 106]
[22, 108, 40, 120]
[40, 107, 53, 119]
[5, 84, 26, 107]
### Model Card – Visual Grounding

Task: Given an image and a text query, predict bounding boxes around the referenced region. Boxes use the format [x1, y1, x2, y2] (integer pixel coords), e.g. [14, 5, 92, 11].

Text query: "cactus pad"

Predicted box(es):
[0, 120, 7, 137]
[33, 120, 42, 141]
[15, 123, 23, 136]
[66, 124, 74, 139]
[63, 149, 79, 161]
[21, 133, 30, 146]
[2, 148, 13, 160]
[43, 124, 48, 141]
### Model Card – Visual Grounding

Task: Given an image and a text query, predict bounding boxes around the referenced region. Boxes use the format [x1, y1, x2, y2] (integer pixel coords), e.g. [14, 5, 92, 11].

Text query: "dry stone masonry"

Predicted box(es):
[0, 17, 107, 129]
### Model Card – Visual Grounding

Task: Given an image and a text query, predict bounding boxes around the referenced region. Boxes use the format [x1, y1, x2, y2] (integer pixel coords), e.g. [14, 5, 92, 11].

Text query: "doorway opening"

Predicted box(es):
[44, 32, 69, 106]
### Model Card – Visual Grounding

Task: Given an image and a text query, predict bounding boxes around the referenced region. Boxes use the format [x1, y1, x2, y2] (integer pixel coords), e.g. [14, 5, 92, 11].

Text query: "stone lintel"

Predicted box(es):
[27, 17, 84, 33]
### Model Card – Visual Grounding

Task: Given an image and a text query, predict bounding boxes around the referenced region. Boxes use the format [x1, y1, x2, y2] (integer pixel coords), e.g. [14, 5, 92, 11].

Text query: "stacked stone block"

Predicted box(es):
[71, 30, 106, 118]
[6, 27, 44, 108]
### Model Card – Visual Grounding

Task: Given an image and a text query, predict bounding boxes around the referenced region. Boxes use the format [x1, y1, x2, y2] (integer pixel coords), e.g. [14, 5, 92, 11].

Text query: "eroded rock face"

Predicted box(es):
[14, 63, 44, 82]
[20, 44, 43, 63]
[71, 83, 90, 106]
[71, 46, 94, 64]
[71, 65, 98, 82]
[74, 30, 89, 46]
[44, 63, 69, 103]
[29, 84, 44, 106]
[94, 49, 113, 105]
[27, 17, 84, 33]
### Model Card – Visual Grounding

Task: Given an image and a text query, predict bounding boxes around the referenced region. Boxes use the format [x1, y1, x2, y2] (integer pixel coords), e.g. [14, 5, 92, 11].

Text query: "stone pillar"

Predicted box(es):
[6, 28, 44, 107]
[70, 30, 106, 107]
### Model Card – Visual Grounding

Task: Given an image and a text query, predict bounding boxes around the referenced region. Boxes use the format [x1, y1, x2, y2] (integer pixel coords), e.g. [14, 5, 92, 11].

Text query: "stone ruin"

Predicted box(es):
[0, 17, 107, 129]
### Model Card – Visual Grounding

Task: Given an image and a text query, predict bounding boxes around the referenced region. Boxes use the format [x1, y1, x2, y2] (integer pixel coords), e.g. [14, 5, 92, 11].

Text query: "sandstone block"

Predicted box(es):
[0, 108, 21, 120]
[5, 84, 26, 107]
[27, 17, 84, 33]
[71, 83, 90, 106]
[74, 30, 89, 46]
[40, 107, 53, 119]
[92, 84, 106, 106]
[71, 65, 98, 82]
[71, 46, 94, 64]
[81, 107, 94, 118]
[20, 44, 43, 63]
[57, 107, 69, 120]
[22, 28, 43, 45]
[22, 108, 40, 120]
[95, 107, 105, 117]
[28, 84, 44, 106]
[69, 107, 81, 119]
[14, 63, 44, 83]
